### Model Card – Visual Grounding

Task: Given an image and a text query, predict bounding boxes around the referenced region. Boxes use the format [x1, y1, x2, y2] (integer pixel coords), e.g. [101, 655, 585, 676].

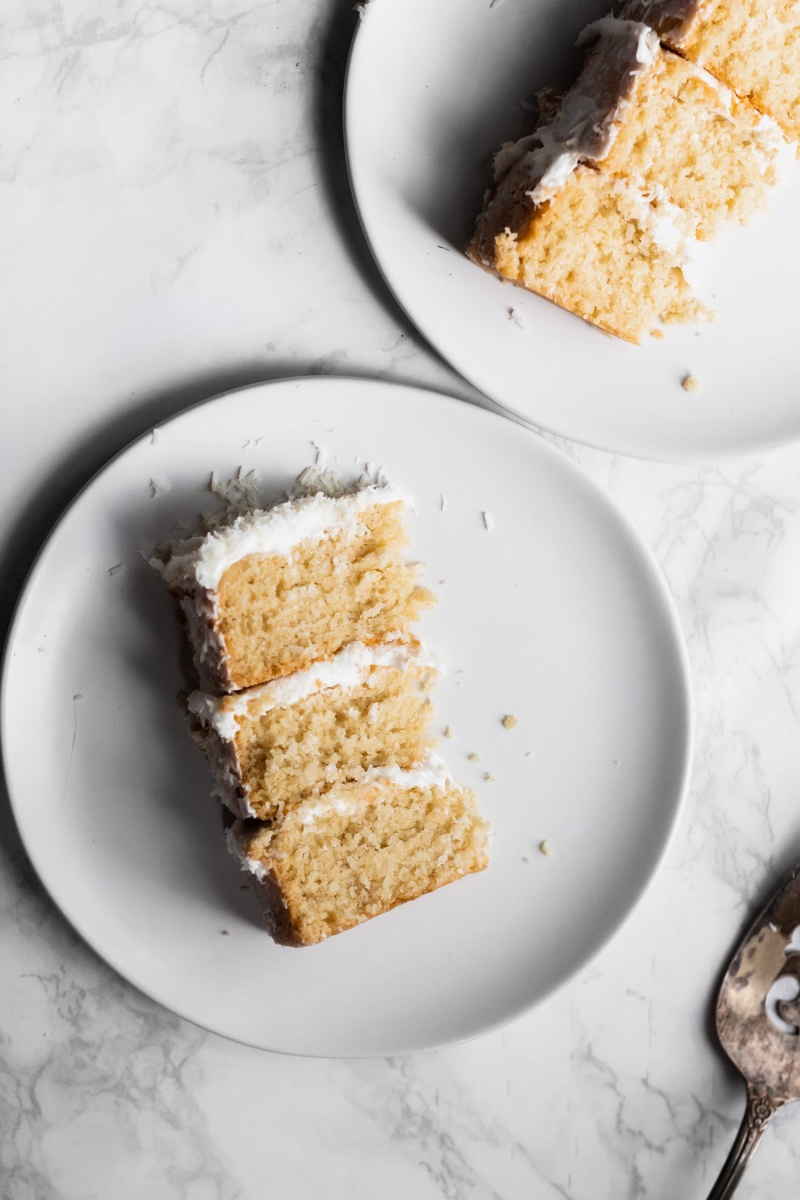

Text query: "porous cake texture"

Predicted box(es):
[188, 635, 440, 820]
[624, 0, 800, 141]
[153, 484, 434, 693]
[468, 14, 792, 341]
[227, 756, 490, 946]
[470, 159, 707, 343]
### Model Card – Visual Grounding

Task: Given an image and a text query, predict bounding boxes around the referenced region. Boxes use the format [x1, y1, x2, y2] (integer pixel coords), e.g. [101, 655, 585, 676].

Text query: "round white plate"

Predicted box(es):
[2, 377, 692, 1056]
[345, 0, 800, 462]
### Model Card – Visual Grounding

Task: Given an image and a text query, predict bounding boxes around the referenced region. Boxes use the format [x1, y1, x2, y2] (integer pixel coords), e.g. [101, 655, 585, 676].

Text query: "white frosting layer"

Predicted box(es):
[157, 483, 407, 593]
[226, 826, 271, 882]
[188, 636, 440, 740]
[614, 179, 701, 285]
[753, 115, 796, 178]
[297, 753, 456, 827]
[513, 18, 659, 205]
[227, 752, 459, 877]
[575, 14, 659, 62]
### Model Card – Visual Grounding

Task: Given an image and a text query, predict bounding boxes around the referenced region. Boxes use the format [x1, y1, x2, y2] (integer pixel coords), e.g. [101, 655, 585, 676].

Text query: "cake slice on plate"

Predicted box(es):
[468, 16, 790, 340]
[227, 755, 490, 946]
[187, 635, 440, 820]
[152, 483, 434, 693]
[469, 158, 707, 343]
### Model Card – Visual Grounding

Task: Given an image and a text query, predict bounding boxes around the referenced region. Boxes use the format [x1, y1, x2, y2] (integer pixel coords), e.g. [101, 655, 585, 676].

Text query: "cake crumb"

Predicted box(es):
[221, 929, 230, 936]
[467, 752, 480, 762]
[440, 493, 447, 512]
[439, 579, 447, 585]
[482, 511, 495, 532]
[73, 693, 85, 701]
[681, 374, 701, 394]
[650, 329, 665, 340]
[443, 725, 454, 739]
[150, 427, 160, 445]
[484, 772, 495, 782]
[539, 840, 552, 856]
[108, 563, 123, 576]
[522, 856, 530, 863]
[501, 714, 518, 729]
[149, 477, 169, 497]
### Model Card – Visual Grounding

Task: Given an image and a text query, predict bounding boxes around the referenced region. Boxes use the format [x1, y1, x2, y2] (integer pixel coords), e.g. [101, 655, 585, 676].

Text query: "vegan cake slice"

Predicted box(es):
[469, 158, 707, 343]
[187, 635, 440, 820]
[227, 754, 490, 946]
[468, 16, 790, 340]
[152, 484, 434, 693]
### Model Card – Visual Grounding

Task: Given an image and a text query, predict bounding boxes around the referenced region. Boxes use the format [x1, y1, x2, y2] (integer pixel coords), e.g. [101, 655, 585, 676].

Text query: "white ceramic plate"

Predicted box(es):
[2, 377, 692, 1056]
[345, 0, 800, 462]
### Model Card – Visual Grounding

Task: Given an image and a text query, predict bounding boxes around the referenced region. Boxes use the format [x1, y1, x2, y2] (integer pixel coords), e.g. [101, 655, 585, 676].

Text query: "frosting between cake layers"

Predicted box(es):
[155, 482, 408, 593]
[226, 752, 459, 877]
[188, 636, 441, 740]
[296, 753, 457, 827]
[614, 179, 701, 285]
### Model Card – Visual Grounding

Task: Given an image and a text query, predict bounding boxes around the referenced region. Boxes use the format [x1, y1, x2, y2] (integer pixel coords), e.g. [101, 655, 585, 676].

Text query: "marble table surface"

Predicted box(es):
[4, 1, 800, 1196]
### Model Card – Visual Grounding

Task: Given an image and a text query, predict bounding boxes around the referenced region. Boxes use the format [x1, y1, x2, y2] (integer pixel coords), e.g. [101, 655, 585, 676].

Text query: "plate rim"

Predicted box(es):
[0, 375, 695, 1056]
[343, 3, 800, 465]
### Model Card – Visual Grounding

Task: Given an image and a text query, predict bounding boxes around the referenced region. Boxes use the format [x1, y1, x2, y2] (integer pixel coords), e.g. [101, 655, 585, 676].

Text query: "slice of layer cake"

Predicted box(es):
[542, 17, 790, 239]
[468, 16, 790, 339]
[227, 756, 490, 946]
[188, 635, 439, 820]
[624, 0, 800, 142]
[469, 159, 707, 342]
[153, 484, 434, 693]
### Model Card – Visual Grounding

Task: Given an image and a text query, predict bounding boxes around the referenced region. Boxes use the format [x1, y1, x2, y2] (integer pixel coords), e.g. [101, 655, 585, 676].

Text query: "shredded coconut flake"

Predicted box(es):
[440, 493, 447, 512]
[509, 307, 530, 331]
[311, 441, 328, 468]
[484, 772, 495, 782]
[150, 428, 160, 445]
[539, 840, 552, 856]
[109, 563, 123, 576]
[209, 466, 262, 509]
[149, 477, 169, 497]
[468, 752, 480, 762]
[482, 511, 495, 532]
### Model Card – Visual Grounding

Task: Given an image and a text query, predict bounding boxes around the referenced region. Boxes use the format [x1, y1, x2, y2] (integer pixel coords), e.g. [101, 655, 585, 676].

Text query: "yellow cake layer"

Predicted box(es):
[469, 163, 708, 343]
[230, 769, 490, 946]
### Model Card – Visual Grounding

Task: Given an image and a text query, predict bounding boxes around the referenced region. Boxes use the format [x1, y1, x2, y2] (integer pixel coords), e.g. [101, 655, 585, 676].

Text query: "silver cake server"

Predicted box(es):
[708, 862, 800, 1199]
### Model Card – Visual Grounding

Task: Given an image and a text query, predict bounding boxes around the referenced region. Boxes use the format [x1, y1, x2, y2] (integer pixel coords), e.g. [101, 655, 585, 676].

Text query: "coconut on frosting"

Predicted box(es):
[152, 482, 408, 595]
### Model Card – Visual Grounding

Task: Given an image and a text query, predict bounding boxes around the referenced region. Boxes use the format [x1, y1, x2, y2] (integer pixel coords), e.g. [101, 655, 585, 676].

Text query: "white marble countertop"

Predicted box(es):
[4, 1, 800, 1196]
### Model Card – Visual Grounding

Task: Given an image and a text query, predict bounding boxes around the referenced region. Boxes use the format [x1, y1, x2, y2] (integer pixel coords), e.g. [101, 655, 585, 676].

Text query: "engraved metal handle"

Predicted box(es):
[706, 1083, 784, 1200]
